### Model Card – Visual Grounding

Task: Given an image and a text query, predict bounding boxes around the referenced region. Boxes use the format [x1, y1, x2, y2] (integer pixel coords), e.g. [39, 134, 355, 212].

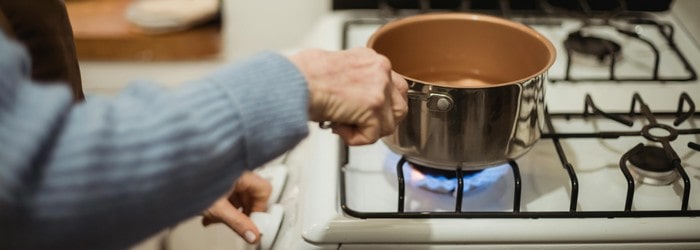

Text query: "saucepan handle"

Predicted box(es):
[319, 121, 332, 129]
[318, 90, 453, 129]
[408, 90, 454, 112]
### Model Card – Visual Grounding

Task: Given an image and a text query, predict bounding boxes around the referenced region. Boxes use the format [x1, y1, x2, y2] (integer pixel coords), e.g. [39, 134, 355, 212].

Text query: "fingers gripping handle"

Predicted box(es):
[317, 91, 453, 129]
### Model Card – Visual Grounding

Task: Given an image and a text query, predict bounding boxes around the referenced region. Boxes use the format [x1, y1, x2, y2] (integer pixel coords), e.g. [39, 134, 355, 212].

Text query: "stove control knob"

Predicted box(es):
[250, 204, 285, 250]
[254, 164, 288, 206]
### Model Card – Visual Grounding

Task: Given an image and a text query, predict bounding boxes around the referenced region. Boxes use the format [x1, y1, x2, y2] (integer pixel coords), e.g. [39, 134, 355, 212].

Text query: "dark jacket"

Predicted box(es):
[0, 0, 84, 101]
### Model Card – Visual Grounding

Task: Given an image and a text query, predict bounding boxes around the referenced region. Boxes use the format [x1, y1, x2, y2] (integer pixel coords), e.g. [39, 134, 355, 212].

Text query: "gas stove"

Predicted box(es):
[266, 1, 700, 249]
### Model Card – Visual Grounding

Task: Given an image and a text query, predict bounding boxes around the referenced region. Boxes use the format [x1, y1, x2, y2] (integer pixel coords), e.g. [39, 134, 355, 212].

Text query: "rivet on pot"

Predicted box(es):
[436, 98, 451, 111]
[427, 93, 453, 112]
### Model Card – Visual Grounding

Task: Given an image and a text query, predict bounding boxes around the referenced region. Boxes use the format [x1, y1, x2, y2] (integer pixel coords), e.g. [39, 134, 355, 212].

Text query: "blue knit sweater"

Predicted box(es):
[0, 33, 309, 249]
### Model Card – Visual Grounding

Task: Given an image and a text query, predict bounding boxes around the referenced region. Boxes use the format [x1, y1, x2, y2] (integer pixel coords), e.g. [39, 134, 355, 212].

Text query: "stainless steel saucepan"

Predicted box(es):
[368, 13, 556, 170]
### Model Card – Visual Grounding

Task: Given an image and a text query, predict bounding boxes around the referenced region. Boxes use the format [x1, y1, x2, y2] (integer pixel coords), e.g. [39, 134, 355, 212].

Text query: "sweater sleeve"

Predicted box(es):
[0, 33, 309, 249]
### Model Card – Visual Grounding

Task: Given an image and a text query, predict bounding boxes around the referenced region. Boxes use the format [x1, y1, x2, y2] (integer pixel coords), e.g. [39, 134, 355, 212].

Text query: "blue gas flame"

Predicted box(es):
[384, 151, 511, 194]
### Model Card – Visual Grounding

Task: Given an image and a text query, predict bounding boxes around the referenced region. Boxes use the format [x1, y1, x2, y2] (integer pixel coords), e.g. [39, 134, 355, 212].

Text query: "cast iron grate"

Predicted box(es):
[553, 17, 697, 82]
[339, 93, 700, 218]
[341, 0, 697, 83]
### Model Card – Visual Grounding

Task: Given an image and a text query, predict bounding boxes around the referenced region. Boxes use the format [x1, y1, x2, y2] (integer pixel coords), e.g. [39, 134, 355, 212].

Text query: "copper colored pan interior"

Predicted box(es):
[368, 13, 556, 88]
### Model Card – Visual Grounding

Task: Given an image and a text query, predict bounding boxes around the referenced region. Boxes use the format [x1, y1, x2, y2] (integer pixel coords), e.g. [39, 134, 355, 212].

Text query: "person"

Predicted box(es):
[0, 3, 408, 250]
[0, 3, 277, 244]
[0, 0, 83, 101]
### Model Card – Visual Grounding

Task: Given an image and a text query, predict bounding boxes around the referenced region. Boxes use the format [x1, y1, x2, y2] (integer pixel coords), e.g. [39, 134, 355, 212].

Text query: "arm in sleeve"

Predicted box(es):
[0, 43, 309, 249]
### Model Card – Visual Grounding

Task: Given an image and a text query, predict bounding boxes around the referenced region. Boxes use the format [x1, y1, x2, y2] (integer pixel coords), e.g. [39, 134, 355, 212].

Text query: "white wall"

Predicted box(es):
[672, 0, 700, 48]
[222, 0, 331, 61]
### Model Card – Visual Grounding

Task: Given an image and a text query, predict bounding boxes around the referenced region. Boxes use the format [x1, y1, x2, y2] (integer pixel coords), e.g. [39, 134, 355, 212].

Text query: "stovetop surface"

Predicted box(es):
[290, 8, 700, 246]
[338, 8, 700, 211]
[343, 110, 700, 214]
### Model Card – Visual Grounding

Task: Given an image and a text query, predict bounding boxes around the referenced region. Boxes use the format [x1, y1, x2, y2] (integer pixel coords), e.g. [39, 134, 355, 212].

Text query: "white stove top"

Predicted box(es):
[272, 8, 700, 250]
[292, 128, 700, 247]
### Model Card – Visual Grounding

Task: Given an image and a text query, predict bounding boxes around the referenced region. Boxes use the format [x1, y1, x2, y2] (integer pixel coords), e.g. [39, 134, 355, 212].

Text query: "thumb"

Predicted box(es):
[210, 200, 261, 244]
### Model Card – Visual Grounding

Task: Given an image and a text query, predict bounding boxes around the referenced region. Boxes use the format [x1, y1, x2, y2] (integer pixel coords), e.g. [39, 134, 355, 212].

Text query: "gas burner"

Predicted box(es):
[626, 145, 679, 186]
[564, 31, 621, 62]
[384, 152, 510, 194]
[407, 161, 510, 194]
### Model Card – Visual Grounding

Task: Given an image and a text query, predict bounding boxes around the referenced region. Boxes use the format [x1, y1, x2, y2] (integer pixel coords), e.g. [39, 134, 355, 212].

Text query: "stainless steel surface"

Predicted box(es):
[407, 90, 454, 112]
[371, 13, 554, 170]
[383, 75, 546, 170]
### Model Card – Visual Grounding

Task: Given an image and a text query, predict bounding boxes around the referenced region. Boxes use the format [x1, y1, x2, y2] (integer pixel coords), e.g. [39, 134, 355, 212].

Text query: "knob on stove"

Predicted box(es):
[251, 164, 288, 249]
[250, 204, 285, 250]
[253, 164, 288, 206]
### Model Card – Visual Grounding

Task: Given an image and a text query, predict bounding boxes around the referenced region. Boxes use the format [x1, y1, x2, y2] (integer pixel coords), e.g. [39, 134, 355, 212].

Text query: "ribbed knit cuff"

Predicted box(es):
[207, 51, 309, 167]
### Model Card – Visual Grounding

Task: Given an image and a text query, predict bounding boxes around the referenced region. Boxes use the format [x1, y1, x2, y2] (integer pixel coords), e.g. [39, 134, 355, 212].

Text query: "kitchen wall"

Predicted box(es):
[673, 0, 700, 47]
[222, 0, 331, 61]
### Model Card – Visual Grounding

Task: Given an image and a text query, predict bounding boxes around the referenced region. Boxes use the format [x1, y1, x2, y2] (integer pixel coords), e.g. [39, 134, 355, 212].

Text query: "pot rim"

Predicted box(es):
[367, 12, 557, 89]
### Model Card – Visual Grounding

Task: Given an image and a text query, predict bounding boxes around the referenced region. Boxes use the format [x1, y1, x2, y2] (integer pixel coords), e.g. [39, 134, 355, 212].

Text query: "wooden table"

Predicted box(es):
[66, 0, 221, 61]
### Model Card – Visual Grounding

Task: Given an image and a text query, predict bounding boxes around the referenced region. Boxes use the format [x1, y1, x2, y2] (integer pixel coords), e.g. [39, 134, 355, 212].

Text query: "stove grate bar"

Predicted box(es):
[690, 142, 700, 151]
[339, 208, 700, 219]
[455, 167, 464, 212]
[544, 109, 580, 212]
[584, 94, 633, 126]
[619, 144, 639, 211]
[396, 157, 407, 212]
[511, 161, 522, 212]
[675, 92, 695, 126]
[675, 160, 691, 211]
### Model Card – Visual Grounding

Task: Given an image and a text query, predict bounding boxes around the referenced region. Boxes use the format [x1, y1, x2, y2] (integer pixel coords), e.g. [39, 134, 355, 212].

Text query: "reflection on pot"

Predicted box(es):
[369, 13, 555, 170]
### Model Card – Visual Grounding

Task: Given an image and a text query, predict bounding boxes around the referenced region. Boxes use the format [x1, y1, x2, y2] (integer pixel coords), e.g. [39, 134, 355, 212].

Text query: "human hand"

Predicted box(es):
[201, 171, 271, 244]
[288, 48, 409, 146]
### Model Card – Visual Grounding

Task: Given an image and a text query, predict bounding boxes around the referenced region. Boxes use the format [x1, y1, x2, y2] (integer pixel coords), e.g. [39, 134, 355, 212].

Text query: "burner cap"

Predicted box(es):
[628, 145, 673, 173]
[564, 31, 621, 61]
[627, 145, 679, 186]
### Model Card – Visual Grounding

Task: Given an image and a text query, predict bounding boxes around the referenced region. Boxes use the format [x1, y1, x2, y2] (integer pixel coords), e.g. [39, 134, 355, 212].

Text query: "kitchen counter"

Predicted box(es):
[80, 0, 330, 96]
